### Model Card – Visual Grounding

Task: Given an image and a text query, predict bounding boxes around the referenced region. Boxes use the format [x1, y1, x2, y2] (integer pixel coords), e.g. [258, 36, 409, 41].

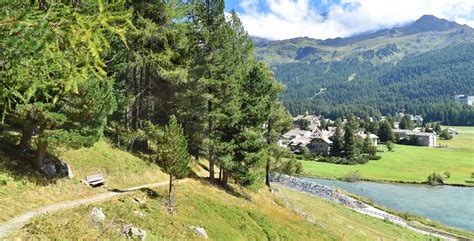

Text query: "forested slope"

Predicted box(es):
[273, 43, 474, 125]
[255, 15, 474, 125]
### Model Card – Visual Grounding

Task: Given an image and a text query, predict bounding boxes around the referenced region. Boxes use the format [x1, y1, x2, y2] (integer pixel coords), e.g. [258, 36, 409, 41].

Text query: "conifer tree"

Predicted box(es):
[343, 116, 358, 157]
[330, 121, 344, 156]
[378, 120, 395, 143]
[152, 116, 190, 206]
[2, 1, 130, 169]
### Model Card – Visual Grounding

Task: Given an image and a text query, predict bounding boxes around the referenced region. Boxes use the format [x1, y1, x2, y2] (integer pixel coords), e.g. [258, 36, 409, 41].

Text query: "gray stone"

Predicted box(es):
[123, 224, 147, 240]
[58, 160, 73, 178]
[194, 227, 208, 239]
[41, 159, 56, 179]
[89, 207, 105, 227]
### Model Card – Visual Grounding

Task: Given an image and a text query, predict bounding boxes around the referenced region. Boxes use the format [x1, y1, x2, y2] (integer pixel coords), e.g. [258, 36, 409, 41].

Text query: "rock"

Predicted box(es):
[123, 224, 147, 240]
[41, 159, 56, 179]
[132, 210, 146, 219]
[58, 160, 73, 178]
[89, 207, 105, 227]
[194, 227, 208, 239]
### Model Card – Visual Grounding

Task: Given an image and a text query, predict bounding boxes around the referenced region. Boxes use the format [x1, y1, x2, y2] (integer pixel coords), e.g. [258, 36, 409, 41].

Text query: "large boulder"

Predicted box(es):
[41, 159, 56, 179]
[58, 160, 73, 178]
[89, 207, 105, 227]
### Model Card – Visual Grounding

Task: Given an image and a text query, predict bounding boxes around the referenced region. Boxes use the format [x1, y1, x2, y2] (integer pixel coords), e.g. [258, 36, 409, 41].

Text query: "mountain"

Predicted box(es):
[254, 15, 474, 64]
[253, 15, 474, 125]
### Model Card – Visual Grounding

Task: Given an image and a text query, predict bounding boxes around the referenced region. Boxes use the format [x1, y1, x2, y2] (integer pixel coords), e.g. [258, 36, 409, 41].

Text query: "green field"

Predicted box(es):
[8, 179, 431, 240]
[302, 127, 474, 185]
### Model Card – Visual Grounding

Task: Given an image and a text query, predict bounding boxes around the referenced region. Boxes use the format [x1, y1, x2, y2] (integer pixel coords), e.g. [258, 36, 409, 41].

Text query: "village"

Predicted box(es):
[278, 112, 457, 158]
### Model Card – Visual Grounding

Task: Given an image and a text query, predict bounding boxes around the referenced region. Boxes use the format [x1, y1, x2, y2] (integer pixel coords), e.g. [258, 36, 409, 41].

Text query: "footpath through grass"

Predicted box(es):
[8, 179, 431, 240]
[0, 138, 166, 223]
[302, 126, 474, 185]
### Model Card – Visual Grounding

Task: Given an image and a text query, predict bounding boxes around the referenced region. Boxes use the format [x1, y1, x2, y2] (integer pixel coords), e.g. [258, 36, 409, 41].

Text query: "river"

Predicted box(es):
[300, 177, 474, 231]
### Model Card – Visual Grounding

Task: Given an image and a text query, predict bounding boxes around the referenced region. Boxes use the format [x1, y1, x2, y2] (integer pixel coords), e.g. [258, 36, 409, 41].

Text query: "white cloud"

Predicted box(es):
[236, 0, 474, 40]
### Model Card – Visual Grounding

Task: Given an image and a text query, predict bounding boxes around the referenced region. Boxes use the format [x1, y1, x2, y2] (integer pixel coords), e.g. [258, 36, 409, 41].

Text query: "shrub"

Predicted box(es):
[439, 129, 453, 140]
[369, 155, 382, 160]
[295, 162, 304, 174]
[348, 156, 369, 164]
[342, 170, 361, 182]
[427, 173, 444, 186]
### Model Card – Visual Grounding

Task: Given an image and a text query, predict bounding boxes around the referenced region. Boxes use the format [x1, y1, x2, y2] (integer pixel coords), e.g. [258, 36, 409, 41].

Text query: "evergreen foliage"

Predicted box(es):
[150, 115, 191, 206]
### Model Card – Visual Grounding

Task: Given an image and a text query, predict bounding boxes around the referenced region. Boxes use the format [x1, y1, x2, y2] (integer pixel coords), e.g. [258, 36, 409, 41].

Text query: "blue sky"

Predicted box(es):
[223, 0, 474, 40]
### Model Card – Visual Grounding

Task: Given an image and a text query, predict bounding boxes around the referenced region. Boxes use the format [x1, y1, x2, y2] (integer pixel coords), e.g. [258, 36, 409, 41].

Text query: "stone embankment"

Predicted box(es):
[271, 173, 463, 241]
[271, 173, 366, 209]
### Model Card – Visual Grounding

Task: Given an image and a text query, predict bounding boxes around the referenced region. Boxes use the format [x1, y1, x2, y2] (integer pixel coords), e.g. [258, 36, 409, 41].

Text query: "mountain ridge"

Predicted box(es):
[253, 15, 474, 64]
[254, 15, 474, 125]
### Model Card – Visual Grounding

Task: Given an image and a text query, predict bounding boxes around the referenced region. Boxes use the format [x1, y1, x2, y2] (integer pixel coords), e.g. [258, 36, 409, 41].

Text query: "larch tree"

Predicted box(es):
[2, 1, 130, 170]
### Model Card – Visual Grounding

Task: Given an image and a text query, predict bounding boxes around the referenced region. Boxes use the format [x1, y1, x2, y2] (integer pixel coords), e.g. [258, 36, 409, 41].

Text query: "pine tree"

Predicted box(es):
[189, 0, 229, 181]
[343, 116, 358, 158]
[152, 116, 191, 207]
[399, 116, 414, 130]
[330, 121, 344, 156]
[362, 134, 376, 155]
[378, 120, 395, 143]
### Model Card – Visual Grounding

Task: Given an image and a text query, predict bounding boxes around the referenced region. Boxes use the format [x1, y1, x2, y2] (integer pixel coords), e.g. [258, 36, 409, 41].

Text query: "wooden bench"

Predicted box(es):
[84, 173, 106, 187]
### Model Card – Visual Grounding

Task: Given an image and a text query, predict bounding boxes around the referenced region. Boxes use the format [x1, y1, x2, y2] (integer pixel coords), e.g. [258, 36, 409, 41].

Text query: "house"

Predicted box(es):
[393, 129, 437, 147]
[281, 128, 313, 140]
[414, 115, 423, 125]
[454, 95, 474, 106]
[293, 114, 320, 131]
[307, 136, 332, 156]
[356, 131, 379, 146]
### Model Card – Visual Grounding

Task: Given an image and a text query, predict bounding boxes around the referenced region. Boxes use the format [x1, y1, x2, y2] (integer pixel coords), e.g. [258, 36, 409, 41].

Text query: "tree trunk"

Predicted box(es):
[219, 165, 223, 181]
[265, 119, 272, 187]
[208, 100, 215, 181]
[168, 175, 173, 206]
[19, 119, 36, 151]
[222, 169, 229, 187]
[35, 124, 47, 171]
[265, 158, 271, 187]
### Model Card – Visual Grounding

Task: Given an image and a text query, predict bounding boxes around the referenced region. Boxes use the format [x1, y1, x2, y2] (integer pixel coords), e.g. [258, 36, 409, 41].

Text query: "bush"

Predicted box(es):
[427, 173, 444, 186]
[368, 155, 382, 160]
[295, 162, 304, 174]
[342, 170, 361, 182]
[439, 129, 453, 140]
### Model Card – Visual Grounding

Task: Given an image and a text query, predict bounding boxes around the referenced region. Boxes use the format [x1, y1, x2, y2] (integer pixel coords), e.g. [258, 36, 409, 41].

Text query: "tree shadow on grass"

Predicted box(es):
[192, 175, 253, 201]
[0, 129, 60, 186]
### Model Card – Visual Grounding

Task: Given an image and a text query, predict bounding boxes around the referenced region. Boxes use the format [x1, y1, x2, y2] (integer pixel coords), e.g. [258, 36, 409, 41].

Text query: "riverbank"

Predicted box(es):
[272, 173, 474, 240]
[297, 173, 474, 187]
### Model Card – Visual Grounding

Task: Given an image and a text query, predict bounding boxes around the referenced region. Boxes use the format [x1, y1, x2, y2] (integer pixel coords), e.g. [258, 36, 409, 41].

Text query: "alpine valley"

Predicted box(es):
[254, 15, 474, 125]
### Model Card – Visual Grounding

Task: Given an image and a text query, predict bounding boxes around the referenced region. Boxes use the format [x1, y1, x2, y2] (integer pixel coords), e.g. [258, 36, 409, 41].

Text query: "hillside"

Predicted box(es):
[6, 180, 429, 240]
[254, 15, 474, 123]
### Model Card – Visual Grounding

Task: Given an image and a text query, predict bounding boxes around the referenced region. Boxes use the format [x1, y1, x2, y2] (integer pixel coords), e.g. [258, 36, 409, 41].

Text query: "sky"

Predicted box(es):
[224, 0, 474, 40]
